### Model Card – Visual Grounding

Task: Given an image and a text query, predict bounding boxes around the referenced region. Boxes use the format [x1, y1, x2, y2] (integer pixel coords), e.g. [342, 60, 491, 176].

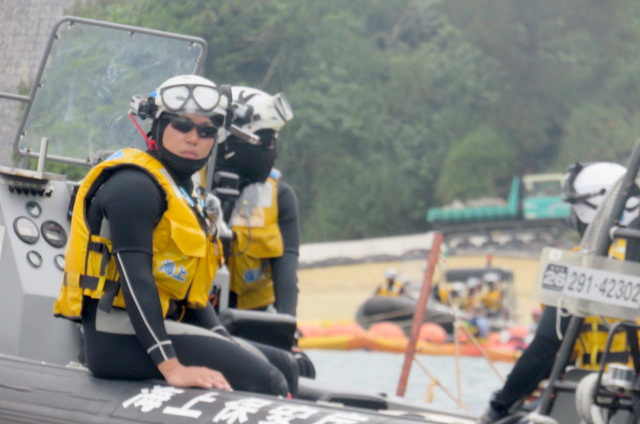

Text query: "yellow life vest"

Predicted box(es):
[574, 316, 631, 370]
[481, 288, 502, 312]
[462, 290, 482, 312]
[54, 148, 220, 320]
[228, 170, 284, 310]
[377, 281, 405, 297]
[572, 239, 631, 370]
[437, 285, 450, 304]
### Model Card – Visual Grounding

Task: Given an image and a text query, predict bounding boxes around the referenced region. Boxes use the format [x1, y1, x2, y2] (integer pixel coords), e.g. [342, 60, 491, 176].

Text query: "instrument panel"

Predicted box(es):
[0, 171, 71, 286]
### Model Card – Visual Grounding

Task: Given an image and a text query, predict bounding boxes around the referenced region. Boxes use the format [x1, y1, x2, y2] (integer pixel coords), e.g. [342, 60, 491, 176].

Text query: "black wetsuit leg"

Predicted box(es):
[182, 304, 299, 395]
[490, 306, 571, 412]
[82, 299, 288, 396]
[247, 341, 299, 396]
[182, 303, 230, 335]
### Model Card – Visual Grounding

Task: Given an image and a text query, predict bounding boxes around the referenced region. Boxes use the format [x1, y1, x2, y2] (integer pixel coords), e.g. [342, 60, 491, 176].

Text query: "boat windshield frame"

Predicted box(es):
[9, 16, 207, 177]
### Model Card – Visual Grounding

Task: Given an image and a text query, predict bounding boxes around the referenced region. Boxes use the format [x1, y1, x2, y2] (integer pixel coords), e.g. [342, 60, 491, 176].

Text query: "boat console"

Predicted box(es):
[0, 16, 207, 366]
[0, 163, 79, 364]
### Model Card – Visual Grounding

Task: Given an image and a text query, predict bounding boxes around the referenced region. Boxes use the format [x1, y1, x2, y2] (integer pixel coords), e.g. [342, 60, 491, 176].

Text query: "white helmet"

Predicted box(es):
[152, 75, 223, 119]
[452, 282, 466, 294]
[563, 162, 634, 225]
[130, 75, 230, 121]
[385, 268, 398, 279]
[399, 275, 413, 286]
[227, 86, 293, 143]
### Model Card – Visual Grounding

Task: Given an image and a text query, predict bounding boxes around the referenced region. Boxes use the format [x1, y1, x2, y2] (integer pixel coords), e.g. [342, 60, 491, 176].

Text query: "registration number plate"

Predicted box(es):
[541, 262, 640, 309]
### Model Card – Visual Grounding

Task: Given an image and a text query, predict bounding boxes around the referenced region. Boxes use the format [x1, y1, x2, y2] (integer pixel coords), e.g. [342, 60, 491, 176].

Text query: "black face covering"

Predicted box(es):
[158, 146, 208, 178]
[149, 115, 212, 187]
[216, 135, 278, 185]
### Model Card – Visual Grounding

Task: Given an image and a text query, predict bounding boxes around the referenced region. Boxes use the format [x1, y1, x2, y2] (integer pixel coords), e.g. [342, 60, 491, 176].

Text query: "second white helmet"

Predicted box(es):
[230, 86, 293, 136]
[563, 162, 632, 225]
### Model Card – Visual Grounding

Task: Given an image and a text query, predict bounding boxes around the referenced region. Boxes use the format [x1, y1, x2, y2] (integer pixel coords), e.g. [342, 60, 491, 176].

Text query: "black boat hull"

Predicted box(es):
[355, 296, 456, 334]
[0, 354, 476, 424]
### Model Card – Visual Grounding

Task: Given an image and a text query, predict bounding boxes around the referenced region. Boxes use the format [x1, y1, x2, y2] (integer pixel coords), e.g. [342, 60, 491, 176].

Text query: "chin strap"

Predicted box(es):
[128, 113, 157, 150]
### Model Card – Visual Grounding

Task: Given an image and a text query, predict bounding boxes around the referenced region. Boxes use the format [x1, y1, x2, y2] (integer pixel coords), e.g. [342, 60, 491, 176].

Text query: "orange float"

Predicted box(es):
[298, 320, 523, 362]
[418, 322, 447, 344]
[368, 322, 405, 339]
[324, 321, 366, 337]
[297, 322, 328, 338]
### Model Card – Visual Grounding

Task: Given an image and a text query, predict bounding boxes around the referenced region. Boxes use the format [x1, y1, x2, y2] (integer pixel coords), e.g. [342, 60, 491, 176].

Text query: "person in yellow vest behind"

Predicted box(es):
[479, 161, 639, 423]
[214, 86, 298, 315]
[53, 75, 295, 396]
[462, 277, 483, 313]
[375, 268, 407, 297]
[480, 278, 504, 319]
[431, 279, 451, 304]
[563, 163, 637, 373]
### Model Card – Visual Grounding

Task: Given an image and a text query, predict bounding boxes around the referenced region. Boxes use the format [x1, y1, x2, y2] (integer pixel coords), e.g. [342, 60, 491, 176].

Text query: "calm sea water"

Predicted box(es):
[306, 349, 515, 416]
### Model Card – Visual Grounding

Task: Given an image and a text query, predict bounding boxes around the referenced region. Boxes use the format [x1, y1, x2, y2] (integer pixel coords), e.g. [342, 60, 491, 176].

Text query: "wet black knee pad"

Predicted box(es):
[268, 368, 290, 397]
[275, 350, 299, 396]
[294, 350, 316, 379]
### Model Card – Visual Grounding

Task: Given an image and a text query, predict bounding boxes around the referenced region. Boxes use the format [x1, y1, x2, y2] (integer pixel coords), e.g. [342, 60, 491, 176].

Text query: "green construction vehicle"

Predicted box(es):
[426, 174, 572, 250]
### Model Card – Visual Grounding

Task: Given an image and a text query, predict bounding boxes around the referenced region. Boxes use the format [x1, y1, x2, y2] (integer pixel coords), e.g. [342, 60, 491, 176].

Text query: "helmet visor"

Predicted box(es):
[160, 84, 221, 114]
[273, 93, 293, 121]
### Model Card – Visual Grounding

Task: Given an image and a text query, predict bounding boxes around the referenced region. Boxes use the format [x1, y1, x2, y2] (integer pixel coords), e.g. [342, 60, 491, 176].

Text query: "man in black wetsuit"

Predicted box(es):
[54, 75, 297, 396]
[479, 161, 635, 423]
[214, 86, 300, 317]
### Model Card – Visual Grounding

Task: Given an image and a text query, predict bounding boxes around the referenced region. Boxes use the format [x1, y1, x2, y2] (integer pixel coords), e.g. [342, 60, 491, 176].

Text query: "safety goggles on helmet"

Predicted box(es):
[169, 115, 217, 139]
[562, 163, 600, 206]
[273, 93, 293, 122]
[159, 84, 221, 114]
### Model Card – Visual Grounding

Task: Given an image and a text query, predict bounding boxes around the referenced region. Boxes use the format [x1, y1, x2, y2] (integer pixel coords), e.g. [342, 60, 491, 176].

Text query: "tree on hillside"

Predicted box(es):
[436, 127, 514, 204]
[439, 0, 640, 172]
[76, 0, 500, 241]
[73, 0, 640, 241]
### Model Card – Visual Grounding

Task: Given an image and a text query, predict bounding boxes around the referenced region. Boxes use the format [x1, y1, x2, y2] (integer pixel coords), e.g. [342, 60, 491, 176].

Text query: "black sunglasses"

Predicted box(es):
[169, 116, 217, 139]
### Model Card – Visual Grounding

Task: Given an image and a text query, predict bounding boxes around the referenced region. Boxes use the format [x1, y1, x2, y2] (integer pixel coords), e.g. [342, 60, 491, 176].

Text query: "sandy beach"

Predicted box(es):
[296, 253, 542, 326]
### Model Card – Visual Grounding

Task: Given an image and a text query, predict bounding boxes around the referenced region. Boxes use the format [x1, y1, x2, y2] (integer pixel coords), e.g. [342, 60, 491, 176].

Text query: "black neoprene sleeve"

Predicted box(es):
[270, 181, 300, 316]
[490, 306, 571, 410]
[87, 167, 176, 364]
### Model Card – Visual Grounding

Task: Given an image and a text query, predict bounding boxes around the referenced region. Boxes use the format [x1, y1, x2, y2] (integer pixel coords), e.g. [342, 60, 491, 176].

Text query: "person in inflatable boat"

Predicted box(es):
[479, 161, 640, 423]
[212, 86, 299, 316]
[54, 75, 298, 396]
[375, 268, 408, 297]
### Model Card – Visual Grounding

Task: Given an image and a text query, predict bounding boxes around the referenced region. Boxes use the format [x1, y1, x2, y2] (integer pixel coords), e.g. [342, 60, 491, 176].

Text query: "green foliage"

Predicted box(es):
[68, 0, 640, 241]
[439, 0, 640, 168]
[436, 127, 515, 203]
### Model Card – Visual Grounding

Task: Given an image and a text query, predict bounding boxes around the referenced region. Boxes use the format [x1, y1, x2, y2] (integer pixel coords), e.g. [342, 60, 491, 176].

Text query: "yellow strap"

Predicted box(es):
[63, 271, 81, 288]
[95, 275, 107, 294]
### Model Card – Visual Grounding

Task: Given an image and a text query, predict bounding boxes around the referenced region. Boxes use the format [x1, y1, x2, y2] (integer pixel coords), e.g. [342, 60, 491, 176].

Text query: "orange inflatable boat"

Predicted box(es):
[298, 321, 524, 362]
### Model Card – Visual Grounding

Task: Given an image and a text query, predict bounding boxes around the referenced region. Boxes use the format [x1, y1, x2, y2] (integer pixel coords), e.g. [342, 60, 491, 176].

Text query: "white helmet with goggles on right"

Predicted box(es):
[128, 74, 230, 151]
[226, 86, 293, 145]
[562, 161, 639, 233]
[153, 74, 223, 118]
[130, 74, 229, 125]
